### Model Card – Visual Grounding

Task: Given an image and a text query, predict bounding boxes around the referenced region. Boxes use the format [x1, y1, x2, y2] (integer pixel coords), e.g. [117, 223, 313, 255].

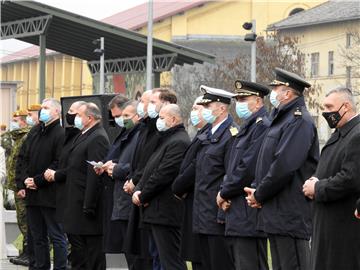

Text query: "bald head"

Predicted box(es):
[323, 87, 357, 128]
[159, 104, 183, 127]
[68, 101, 87, 114]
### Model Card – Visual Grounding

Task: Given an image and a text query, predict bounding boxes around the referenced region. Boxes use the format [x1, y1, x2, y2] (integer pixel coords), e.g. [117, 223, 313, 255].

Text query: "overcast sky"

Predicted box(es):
[0, 0, 147, 58]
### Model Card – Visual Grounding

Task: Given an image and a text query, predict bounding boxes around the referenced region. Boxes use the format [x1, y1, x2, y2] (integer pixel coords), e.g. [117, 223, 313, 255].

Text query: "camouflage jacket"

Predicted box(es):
[6, 127, 31, 191]
[1, 131, 12, 158]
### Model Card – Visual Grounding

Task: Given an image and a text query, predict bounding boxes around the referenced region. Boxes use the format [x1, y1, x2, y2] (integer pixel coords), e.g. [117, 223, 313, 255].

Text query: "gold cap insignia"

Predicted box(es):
[235, 81, 242, 89]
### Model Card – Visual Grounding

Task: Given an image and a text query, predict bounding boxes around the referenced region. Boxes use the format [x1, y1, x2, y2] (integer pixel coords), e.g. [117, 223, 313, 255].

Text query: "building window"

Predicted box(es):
[328, 51, 334, 76]
[346, 33, 352, 48]
[346, 66, 352, 88]
[289, 8, 304, 16]
[311, 52, 320, 77]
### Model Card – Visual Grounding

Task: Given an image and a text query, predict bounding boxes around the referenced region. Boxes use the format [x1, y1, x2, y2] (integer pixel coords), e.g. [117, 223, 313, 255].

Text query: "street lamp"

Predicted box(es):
[93, 37, 105, 94]
[242, 20, 257, 82]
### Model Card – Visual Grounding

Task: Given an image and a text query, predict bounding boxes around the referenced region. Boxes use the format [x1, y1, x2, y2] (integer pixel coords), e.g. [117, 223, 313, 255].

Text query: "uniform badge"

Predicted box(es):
[229, 126, 238, 136]
[294, 107, 302, 116]
[256, 117, 263, 123]
[235, 81, 242, 89]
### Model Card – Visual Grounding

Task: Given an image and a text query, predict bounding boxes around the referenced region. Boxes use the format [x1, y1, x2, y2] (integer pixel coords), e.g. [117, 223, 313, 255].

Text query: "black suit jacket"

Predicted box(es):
[63, 123, 110, 235]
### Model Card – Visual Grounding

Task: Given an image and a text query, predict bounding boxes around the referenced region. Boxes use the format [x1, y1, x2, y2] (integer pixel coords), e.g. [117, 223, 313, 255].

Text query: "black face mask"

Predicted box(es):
[322, 103, 346, 129]
[66, 112, 77, 126]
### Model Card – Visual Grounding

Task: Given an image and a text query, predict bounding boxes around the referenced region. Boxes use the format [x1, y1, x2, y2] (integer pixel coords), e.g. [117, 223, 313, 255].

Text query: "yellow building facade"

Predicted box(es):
[267, 1, 360, 142]
[0, 0, 324, 110]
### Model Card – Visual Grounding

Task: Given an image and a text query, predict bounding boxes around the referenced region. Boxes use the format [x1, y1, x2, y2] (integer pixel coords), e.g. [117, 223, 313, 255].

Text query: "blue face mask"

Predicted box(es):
[156, 118, 169, 132]
[147, 103, 159, 119]
[26, 115, 35, 126]
[39, 109, 51, 123]
[270, 91, 280, 108]
[115, 116, 124, 127]
[137, 102, 146, 118]
[202, 108, 216, 124]
[74, 116, 84, 130]
[235, 102, 252, 119]
[10, 121, 20, 131]
[190, 110, 201, 126]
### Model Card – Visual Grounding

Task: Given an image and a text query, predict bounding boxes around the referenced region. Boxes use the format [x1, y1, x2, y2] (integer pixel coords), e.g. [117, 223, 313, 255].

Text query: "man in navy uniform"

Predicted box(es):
[193, 86, 237, 270]
[217, 80, 270, 270]
[245, 68, 319, 270]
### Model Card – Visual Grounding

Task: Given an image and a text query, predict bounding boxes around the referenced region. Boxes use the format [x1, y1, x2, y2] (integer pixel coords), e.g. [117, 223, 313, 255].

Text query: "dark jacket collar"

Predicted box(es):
[242, 106, 267, 129]
[159, 123, 185, 137]
[211, 114, 234, 139]
[272, 96, 305, 122]
[40, 119, 60, 134]
[120, 123, 141, 141]
[338, 114, 360, 137]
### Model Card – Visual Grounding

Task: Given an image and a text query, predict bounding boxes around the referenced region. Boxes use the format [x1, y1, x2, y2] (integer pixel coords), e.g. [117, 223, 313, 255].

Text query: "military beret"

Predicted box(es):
[13, 110, 28, 117]
[197, 85, 235, 105]
[269, 68, 311, 93]
[28, 104, 42, 111]
[234, 80, 270, 98]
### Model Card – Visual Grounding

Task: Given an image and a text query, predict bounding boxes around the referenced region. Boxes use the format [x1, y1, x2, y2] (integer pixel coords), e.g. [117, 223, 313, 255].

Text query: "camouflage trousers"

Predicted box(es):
[15, 194, 27, 246]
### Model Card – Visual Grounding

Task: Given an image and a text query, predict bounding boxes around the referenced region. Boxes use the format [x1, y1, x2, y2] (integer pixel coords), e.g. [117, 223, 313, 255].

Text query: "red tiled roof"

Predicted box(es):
[103, 0, 207, 30]
[1, 46, 55, 63]
[1, 0, 208, 64]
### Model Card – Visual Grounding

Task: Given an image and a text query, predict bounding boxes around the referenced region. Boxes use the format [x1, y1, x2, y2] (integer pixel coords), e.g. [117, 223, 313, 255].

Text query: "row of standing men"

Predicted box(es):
[8, 67, 360, 270]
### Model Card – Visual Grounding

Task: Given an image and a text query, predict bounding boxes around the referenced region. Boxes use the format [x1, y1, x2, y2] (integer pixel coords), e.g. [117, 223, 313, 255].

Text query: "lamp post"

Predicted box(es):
[243, 20, 257, 82]
[93, 37, 105, 94]
[146, 0, 153, 91]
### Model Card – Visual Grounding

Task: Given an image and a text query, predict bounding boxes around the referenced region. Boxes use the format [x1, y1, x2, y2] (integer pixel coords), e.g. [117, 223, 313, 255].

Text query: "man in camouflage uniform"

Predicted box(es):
[1, 124, 12, 158]
[6, 110, 32, 266]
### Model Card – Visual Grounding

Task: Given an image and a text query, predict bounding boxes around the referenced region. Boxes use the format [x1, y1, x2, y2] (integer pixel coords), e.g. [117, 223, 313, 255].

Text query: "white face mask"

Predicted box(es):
[269, 91, 281, 108]
[156, 118, 170, 132]
[137, 102, 146, 118]
[147, 103, 159, 119]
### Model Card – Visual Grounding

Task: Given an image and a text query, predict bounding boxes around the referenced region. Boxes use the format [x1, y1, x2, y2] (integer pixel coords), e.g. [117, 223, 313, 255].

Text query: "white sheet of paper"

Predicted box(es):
[86, 160, 103, 168]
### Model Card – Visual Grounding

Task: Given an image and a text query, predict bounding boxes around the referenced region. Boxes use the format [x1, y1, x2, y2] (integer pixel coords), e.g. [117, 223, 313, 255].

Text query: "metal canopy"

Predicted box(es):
[0, 0, 215, 66]
[88, 53, 178, 75]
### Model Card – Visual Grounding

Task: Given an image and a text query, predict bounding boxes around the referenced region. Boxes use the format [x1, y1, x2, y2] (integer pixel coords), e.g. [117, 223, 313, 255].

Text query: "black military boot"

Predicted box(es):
[11, 242, 30, 266]
[11, 252, 30, 266]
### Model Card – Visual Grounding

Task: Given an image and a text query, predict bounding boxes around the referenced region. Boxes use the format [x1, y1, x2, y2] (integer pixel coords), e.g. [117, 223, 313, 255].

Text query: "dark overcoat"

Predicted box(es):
[25, 120, 64, 208]
[63, 123, 109, 235]
[310, 115, 360, 270]
[172, 124, 209, 262]
[137, 124, 190, 227]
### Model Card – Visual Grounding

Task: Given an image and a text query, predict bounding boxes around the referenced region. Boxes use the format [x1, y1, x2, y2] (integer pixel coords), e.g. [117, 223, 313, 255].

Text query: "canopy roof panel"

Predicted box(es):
[1, 0, 215, 66]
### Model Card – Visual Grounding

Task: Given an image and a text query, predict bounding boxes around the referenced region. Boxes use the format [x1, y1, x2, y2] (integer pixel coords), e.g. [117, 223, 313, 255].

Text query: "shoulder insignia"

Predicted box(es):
[294, 107, 302, 117]
[229, 126, 238, 136]
[256, 117, 263, 124]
